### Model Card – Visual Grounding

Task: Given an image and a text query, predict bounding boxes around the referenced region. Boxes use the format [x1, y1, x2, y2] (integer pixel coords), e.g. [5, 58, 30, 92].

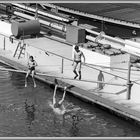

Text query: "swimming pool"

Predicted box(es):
[0, 62, 140, 137]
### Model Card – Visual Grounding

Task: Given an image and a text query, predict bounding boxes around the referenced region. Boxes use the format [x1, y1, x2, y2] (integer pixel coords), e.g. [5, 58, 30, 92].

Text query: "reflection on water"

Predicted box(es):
[0, 62, 140, 137]
[69, 114, 82, 136]
[25, 99, 36, 129]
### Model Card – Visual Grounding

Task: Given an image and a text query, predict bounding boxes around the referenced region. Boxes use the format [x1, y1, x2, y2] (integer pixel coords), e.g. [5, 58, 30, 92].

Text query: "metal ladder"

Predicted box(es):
[13, 42, 26, 59]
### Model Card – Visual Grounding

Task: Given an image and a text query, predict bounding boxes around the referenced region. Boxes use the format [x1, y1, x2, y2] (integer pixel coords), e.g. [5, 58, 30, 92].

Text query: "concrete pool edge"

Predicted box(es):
[0, 55, 140, 125]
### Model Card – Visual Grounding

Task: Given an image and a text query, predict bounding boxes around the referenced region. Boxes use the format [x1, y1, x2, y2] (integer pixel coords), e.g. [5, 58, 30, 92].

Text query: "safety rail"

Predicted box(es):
[27, 47, 135, 100]
[0, 31, 138, 100]
[0, 67, 126, 87]
[0, 31, 137, 83]
[23, 42, 140, 87]
[0, 33, 19, 43]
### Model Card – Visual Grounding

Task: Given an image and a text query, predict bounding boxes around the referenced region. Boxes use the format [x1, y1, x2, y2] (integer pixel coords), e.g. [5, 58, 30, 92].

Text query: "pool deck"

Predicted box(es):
[1, 36, 140, 123]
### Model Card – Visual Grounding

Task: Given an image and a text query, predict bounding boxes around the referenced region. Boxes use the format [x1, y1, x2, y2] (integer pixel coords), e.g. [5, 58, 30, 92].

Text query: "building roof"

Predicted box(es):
[55, 3, 140, 26]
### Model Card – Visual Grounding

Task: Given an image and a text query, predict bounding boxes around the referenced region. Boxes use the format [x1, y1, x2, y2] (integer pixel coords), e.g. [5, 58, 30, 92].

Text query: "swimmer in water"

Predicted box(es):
[51, 82, 82, 125]
[52, 84, 67, 115]
[25, 56, 37, 88]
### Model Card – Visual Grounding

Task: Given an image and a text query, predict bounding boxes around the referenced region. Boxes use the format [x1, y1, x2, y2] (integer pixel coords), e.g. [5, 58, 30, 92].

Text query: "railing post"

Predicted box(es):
[126, 55, 132, 100]
[3, 37, 5, 50]
[61, 58, 64, 73]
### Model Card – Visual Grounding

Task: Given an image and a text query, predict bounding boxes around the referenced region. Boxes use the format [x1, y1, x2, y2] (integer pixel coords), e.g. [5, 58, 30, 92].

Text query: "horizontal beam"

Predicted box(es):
[0, 67, 126, 86]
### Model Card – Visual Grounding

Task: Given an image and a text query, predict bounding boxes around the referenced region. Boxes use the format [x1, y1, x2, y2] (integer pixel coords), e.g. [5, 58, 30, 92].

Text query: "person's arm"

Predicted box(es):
[102, 73, 105, 87]
[27, 60, 30, 67]
[34, 60, 38, 67]
[72, 52, 75, 66]
[53, 85, 58, 105]
[102, 73, 104, 81]
[82, 52, 85, 64]
[59, 86, 67, 104]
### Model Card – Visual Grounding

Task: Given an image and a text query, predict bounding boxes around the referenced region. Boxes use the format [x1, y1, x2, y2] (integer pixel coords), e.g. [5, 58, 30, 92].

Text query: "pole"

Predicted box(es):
[61, 58, 64, 73]
[126, 55, 132, 100]
[35, 3, 38, 19]
[3, 37, 5, 50]
[22, 28, 24, 44]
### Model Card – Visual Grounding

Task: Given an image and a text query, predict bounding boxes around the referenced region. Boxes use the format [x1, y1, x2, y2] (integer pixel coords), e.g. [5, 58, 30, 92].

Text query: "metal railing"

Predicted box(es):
[34, 47, 138, 84]
[0, 32, 138, 100]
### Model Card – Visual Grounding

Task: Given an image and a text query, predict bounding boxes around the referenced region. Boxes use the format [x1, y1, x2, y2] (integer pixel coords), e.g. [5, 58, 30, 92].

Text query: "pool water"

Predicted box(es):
[0, 62, 140, 137]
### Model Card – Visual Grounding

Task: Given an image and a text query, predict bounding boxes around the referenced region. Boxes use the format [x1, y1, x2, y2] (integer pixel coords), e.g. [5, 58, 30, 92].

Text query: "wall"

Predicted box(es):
[72, 45, 111, 67]
[26, 44, 49, 66]
[0, 21, 12, 36]
[110, 54, 130, 69]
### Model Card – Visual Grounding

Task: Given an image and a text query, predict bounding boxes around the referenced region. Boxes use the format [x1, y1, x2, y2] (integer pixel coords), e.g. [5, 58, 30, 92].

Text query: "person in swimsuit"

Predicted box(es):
[72, 45, 85, 80]
[25, 56, 37, 88]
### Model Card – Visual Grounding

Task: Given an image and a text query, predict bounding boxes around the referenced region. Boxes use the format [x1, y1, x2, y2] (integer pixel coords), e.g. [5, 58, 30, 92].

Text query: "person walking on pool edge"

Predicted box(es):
[25, 56, 37, 88]
[72, 45, 85, 80]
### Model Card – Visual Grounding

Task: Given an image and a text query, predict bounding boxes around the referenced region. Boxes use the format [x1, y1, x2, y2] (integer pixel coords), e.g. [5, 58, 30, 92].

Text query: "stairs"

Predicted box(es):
[13, 42, 26, 59]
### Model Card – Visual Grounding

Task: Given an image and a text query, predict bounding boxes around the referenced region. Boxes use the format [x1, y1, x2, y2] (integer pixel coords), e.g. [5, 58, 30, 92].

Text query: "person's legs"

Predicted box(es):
[73, 62, 78, 79]
[99, 83, 104, 90]
[78, 62, 82, 80]
[79, 71, 81, 80]
[31, 70, 36, 88]
[25, 70, 30, 87]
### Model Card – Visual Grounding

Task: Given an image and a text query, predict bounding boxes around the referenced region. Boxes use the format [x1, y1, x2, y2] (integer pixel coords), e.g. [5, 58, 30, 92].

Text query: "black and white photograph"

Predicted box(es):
[0, 1, 140, 138]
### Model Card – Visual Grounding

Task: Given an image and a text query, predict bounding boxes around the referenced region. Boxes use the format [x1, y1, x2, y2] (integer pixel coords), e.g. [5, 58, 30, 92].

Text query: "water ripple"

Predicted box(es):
[0, 62, 139, 136]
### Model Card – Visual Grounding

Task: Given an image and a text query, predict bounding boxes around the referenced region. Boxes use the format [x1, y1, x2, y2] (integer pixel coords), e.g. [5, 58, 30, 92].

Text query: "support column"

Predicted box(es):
[126, 55, 133, 100]
[3, 37, 5, 50]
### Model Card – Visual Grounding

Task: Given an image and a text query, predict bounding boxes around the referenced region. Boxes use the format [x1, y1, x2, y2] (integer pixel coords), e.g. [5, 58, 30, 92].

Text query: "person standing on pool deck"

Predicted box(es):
[25, 56, 37, 88]
[72, 45, 85, 80]
[97, 71, 105, 90]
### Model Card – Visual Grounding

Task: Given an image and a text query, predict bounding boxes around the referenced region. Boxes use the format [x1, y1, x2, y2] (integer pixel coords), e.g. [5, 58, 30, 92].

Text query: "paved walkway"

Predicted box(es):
[1, 36, 140, 122]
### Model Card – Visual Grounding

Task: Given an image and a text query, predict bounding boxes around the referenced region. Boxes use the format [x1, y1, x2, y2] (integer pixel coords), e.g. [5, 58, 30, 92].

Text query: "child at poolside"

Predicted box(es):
[25, 56, 37, 88]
